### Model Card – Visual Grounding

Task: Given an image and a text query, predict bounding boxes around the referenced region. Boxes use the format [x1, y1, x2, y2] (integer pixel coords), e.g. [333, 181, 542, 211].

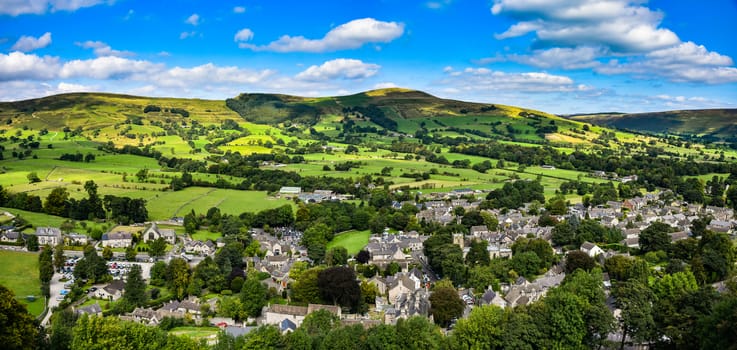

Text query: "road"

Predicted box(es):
[41, 271, 64, 326]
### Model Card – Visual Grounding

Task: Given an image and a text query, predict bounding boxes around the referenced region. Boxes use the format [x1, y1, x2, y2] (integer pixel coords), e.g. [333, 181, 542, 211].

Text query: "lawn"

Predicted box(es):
[327, 230, 370, 256]
[191, 230, 222, 242]
[0, 250, 44, 317]
[169, 326, 220, 340]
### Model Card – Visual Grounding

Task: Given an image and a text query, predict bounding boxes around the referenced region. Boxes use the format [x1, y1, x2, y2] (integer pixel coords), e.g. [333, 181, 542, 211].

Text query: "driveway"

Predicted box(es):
[41, 271, 65, 326]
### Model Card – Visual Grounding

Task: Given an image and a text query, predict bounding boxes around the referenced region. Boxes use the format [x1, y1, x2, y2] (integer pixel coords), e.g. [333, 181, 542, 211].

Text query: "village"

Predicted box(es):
[2, 183, 734, 340]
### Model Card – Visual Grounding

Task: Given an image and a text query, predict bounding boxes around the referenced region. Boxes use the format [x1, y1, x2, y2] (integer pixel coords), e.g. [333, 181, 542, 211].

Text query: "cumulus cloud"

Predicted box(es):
[490, 0, 737, 84]
[0, 0, 107, 16]
[426, 0, 453, 9]
[596, 42, 737, 84]
[151, 63, 276, 88]
[296, 59, 380, 81]
[11, 32, 52, 52]
[185, 13, 200, 26]
[507, 46, 602, 69]
[234, 28, 254, 42]
[492, 0, 679, 52]
[0, 52, 60, 81]
[374, 82, 398, 89]
[59, 56, 163, 79]
[440, 66, 586, 93]
[233, 6, 246, 13]
[180, 31, 197, 40]
[238, 18, 404, 52]
[77, 41, 134, 57]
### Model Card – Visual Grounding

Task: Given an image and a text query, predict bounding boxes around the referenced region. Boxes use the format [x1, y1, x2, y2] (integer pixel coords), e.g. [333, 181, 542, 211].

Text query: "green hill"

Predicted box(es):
[569, 109, 737, 143]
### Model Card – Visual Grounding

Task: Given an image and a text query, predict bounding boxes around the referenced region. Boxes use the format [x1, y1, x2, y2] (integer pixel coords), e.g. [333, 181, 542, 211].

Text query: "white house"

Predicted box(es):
[580, 242, 604, 258]
[101, 231, 132, 248]
[35, 227, 62, 246]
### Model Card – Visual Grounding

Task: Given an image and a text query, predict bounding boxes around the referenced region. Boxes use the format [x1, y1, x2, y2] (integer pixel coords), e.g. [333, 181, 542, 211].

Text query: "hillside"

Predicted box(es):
[569, 109, 737, 143]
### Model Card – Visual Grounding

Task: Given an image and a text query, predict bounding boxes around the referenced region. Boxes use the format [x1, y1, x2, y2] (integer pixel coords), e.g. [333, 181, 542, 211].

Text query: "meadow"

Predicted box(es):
[0, 250, 44, 316]
[327, 230, 371, 255]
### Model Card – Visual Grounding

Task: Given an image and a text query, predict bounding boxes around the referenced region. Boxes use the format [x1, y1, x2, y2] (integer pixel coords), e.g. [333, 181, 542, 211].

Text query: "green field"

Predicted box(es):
[0, 251, 44, 317]
[169, 326, 220, 340]
[191, 230, 222, 242]
[327, 230, 370, 255]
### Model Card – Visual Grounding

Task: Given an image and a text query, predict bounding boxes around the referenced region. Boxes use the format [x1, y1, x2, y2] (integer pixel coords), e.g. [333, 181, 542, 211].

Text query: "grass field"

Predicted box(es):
[169, 326, 220, 341]
[191, 230, 222, 242]
[0, 250, 44, 316]
[327, 230, 370, 255]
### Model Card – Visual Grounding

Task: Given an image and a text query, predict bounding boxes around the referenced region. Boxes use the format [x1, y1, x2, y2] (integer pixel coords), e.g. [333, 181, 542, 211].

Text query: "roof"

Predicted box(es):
[225, 326, 255, 338]
[76, 303, 102, 315]
[103, 231, 132, 240]
[279, 318, 297, 332]
[35, 227, 61, 236]
[104, 280, 126, 293]
[279, 187, 302, 194]
[269, 304, 308, 316]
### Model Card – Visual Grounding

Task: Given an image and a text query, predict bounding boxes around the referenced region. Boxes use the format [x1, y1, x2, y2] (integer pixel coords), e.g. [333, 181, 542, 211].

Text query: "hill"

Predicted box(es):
[568, 109, 737, 143]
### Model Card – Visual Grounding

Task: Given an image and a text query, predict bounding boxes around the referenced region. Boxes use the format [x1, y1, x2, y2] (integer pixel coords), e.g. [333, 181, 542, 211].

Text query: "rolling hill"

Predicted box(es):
[568, 109, 737, 143]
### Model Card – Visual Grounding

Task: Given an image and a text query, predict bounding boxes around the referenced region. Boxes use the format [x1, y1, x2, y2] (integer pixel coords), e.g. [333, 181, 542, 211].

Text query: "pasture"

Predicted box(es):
[327, 230, 370, 255]
[0, 250, 44, 316]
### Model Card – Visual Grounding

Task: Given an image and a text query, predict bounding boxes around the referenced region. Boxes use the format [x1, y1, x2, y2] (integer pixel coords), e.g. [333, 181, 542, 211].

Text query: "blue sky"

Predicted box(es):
[1, 0, 736, 114]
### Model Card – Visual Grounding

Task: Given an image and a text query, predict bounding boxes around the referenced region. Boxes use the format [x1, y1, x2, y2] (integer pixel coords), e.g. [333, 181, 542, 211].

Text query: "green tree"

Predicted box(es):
[183, 210, 198, 235]
[429, 285, 465, 327]
[565, 250, 596, 274]
[699, 230, 736, 282]
[25, 234, 39, 251]
[639, 222, 672, 254]
[292, 267, 323, 304]
[452, 305, 505, 349]
[49, 309, 78, 350]
[27, 172, 41, 183]
[123, 264, 148, 308]
[240, 277, 268, 318]
[44, 187, 70, 216]
[241, 325, 284, 349]
[102, 246, 113, 260]
[217, 297, 248, 323]
[301, 309, 340, 339]
[465, 240, 490, 267]
[302, 223, 331, 263]
[0, 284, 38, 349]
[395, 316, 443, 350]
[166, 258, 191, 300]
[325, 246, 348, 266]
[125, 246, 137, 261]
[148, 237, 167, 259]
[53, 243, 65, 272]
[39, 245, 54, 296]
[614, 281, 656, 350]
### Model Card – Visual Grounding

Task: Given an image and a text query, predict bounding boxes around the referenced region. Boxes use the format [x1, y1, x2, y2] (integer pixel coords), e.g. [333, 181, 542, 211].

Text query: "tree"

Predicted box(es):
[125, 246, 137, 261]
[217, 297, 248, 323]
[183, 210, 198, 235]
[325, 246, 348, 266]
[465, 240, 490, 267]
[451, 305, 505, 349]
[25, 234, 39, 251]
[614, 281, 656, 349]
[302, 223, 330, 263]
[54, 243, 65, 272]
[301, 309, 340, 338]
[27, 172, 41, 183]
[148, 237, 167, 259]
[395, 316, 443, 349]
[49, 309, 78, 350]
[240, 277, 268, 318]
[292, 267, 323, 304]
[699, 230, 736, 282]
[429, 285, 464, 327]
[639, 222, 672, 253]
[123, 264, 148, 308]
[44, 187, 70, 216]
[356, 250, 370, 264]
[39, 245, 53, 297]
[565, 251, 596, 274]
[167, 258, 192, 300]
[102, 246, 113, 260]
[0, 284, 38, 349]
[604, 255, 634, 282]
[317, 266, 361, 312]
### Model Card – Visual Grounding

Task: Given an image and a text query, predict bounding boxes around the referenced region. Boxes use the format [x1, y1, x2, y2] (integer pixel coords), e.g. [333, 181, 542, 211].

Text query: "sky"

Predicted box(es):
[1, 0, 736, 114]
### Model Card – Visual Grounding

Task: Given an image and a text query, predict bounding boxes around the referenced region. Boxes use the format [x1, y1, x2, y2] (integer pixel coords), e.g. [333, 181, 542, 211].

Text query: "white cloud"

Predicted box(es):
[0, 51, 60, 81]
[440, 66, 582, 93]
[151, 63, 276, 88]
[296, 59, 380, 81]
[77, 41, 134, 57]
[185, 13, 200, 26]
[508, 46, 602, 69]
[233, 6, 246, 13]
[180, 31, 197, 40]
[56, 82, 94, 93]
[0, 0, 107, 16]
[11, 32, 52, 52]
[374, 82, 398, 89]
[234, 28, 254, 42]
[60, 56, 162, 79]
[426, 0, 453, 9]
[491, 0, 680, 53]
[239, 18, 404, 52]
[596, 42, 737, 84]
